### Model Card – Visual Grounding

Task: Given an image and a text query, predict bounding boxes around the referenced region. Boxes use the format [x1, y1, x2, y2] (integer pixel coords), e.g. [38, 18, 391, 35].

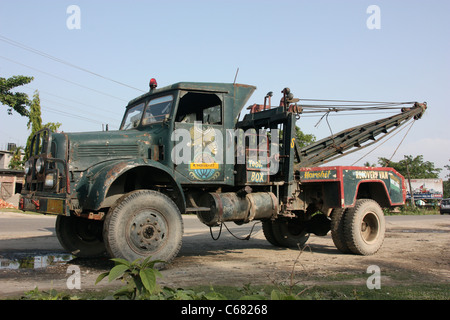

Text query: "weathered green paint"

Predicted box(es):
[128, 82, 256, 123]
[300, 166, 406, 207]
[342, 168, 404, 206]
[20, 82, 256, 215]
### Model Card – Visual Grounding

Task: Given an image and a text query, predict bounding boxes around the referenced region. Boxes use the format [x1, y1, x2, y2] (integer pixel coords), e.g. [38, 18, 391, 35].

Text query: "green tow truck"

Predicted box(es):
[19, 79, 426, 263]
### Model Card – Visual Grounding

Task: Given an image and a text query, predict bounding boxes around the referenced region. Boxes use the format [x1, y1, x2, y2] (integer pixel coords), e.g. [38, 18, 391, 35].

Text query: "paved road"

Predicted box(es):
[0, 209, 448, 253]
[0, 210, 257, 253]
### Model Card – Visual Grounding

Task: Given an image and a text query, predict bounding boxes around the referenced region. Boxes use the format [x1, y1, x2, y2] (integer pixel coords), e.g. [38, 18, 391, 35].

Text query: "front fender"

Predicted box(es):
[76, 159, 185, 212]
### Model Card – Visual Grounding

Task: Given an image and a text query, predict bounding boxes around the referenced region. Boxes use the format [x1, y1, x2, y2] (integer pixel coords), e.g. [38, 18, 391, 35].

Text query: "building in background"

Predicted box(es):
[0, 143, 25, 201]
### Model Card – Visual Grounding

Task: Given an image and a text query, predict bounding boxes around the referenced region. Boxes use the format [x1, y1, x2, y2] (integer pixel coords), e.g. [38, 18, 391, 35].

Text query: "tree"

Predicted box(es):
[378, 155, 441, 179]
[24, 91, 61, 159]
[295, 126, 316, 149]
[443, 160, 450, 198]
[0, 75, 34, 116]
[8, 146, 24, 170]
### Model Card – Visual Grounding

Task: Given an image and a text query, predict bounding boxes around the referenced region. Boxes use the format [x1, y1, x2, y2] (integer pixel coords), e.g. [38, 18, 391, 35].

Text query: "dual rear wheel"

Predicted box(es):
[262, 199, 385, 256]
[331, 199, 385, 255]
[262, 218, 310, 249]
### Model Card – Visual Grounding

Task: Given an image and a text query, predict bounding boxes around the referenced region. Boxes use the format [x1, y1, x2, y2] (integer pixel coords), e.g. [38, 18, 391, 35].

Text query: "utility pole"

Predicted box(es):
[405, 156, 415, 208]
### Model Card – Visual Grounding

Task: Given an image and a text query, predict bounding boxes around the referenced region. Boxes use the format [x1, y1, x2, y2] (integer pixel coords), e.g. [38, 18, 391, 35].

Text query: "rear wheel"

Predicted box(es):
[262, 220, 280, 246]
[103, 190, 183, 266]
[330, 208, 351, 253]
[263, 218, 309, 249]
[343, 199, 385, 255]
[55, 215, 106, 257]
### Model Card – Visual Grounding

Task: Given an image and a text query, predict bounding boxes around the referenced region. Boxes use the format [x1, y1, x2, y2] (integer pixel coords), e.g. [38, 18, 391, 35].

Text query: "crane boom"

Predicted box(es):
[294, 102, 427, 168]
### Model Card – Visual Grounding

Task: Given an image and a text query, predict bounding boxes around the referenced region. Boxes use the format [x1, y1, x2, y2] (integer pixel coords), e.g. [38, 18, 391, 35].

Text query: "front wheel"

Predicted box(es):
[343, 199, 385, 255]
[55, 215, 106, 258]
[103, 190, 183, 266]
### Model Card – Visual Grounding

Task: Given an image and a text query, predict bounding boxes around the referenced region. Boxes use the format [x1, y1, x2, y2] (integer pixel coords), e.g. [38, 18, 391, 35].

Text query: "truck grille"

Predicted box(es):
[76, 145, 139, 158]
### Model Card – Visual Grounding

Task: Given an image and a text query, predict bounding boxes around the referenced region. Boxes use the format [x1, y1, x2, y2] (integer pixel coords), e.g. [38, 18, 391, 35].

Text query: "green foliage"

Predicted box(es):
[18, 257, 450, 300]
[24, 91, 61, 160]
[8, 145, 24, 170]
[295, 126, 316, 149]
[94, 250, 317, 301]
[0, 75, 34, 116]
[95, 257, 164, 300]
[21, 287, 80, 300]
[95, 256, 310, 300]
[95, 257, 231, 300]
[237, 283, 310, 300]
[157, 286, 227, 300]
[378, 155, 441, 179]
[1, 76, 61, 164]
[27, 91, 43, 133]
[444, 160, 450, 198]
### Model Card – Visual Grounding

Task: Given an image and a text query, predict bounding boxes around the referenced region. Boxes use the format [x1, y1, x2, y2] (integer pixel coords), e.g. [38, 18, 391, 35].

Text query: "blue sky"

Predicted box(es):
[0, 0, 449, 177]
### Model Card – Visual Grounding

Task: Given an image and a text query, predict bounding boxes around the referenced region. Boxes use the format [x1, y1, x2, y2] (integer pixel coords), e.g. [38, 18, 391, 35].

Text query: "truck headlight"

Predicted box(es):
[24, 160, 32, 175]
[44, 173, 55, 188]
[36, 158, 45, 173]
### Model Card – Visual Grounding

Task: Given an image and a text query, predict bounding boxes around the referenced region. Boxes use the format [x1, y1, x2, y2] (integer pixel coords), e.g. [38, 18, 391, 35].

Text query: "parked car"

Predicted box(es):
[440, 198, 450, 214]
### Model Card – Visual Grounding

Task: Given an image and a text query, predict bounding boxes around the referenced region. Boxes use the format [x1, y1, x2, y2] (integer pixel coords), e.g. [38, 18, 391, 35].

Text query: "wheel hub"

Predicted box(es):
[142, 225, 156, 239]
[361, 212, 379, 244]
[127, 210, 167, 253]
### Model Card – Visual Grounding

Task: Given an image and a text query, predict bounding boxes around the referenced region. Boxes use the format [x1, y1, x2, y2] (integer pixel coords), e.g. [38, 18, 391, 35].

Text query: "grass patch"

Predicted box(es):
[10, 280, 448, 301]
[385, 207, 440, 216]
[188, 283, 449, 300]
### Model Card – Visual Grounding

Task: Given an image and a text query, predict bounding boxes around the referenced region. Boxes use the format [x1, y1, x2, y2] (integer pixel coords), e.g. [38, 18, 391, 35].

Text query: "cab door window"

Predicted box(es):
[175, 92, 222, 124]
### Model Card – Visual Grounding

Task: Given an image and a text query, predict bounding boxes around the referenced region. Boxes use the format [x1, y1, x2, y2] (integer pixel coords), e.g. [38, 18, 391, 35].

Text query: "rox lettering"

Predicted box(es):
[171, 122, 280, 175]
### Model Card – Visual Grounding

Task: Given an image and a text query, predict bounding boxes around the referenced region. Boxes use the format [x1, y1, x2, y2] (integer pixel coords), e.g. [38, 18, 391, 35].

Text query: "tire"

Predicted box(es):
[330, 208, 351, 254]
[55, 215, 106, 258]
[103, 190, 183, 266]
[343, 199, 385, 255]
[265, 218, 309, 249]
[262, 220, 281, 246]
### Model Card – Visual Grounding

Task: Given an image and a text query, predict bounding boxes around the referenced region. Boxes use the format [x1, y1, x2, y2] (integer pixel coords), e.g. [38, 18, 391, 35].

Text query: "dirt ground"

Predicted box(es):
[0, 214, 449, 298]
[162, 215, 450, 289]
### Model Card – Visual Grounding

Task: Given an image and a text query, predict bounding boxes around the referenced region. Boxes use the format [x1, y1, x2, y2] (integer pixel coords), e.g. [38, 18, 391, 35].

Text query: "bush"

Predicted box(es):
[94, 256, 310, 300]
[95, 257, 164, 299]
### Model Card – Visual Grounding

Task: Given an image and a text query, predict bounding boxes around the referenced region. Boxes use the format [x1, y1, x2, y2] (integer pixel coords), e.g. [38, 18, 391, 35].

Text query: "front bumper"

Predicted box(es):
[20, 194, 69, 215]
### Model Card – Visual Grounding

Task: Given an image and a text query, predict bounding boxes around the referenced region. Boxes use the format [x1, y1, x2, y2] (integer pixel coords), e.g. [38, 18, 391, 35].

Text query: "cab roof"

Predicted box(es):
[127, 82, 257, 121]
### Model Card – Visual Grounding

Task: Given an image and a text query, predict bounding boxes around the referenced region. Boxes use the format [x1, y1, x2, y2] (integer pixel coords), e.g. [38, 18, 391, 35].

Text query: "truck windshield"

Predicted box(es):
[142, 95, 173, 125]
[121, 102, 145, 130]
[121, 95, 173, 130]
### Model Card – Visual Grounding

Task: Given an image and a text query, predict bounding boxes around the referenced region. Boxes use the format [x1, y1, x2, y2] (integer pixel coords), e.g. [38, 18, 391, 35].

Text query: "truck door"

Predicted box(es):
[173, 91, 225, 182]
